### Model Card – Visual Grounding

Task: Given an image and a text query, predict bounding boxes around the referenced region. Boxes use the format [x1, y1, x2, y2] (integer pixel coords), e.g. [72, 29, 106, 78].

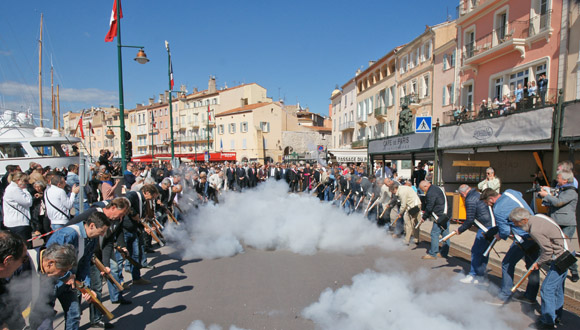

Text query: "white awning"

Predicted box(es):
[328, 148, 368, 163]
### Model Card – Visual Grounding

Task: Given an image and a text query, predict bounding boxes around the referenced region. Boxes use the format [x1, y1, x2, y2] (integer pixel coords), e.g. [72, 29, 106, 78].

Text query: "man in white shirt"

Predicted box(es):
[45, 173, 80, 230]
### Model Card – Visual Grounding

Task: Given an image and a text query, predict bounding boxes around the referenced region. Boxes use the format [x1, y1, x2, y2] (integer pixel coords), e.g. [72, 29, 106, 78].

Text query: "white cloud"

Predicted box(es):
[0, 81, 116, 104]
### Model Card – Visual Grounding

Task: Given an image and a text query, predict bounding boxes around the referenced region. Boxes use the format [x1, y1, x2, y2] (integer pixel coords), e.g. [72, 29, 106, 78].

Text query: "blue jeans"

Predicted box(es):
[498, 238, 540, 301]
[89, 264, 103, 324]
[540, 263, 567, 325]
[51, 223, 66, 231]
[429, 221, 449, 257]
[469, 229, 490, 277]
[55, 281, 81, 330]
[109, 253, 124, 302]
[561, 226, 578, 276]
[123, 231, 142, 281]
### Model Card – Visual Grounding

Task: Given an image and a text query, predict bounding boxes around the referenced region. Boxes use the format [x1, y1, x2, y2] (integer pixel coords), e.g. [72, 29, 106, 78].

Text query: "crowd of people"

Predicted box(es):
[0, 152, 578, 329]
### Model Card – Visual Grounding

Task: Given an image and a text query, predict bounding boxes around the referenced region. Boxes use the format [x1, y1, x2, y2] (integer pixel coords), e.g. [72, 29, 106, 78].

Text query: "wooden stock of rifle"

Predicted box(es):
[511, 257, 540, 293]
[166, 209, 179, 224]
[115, 246, 141, 269]
[92, 256, 123, 291]
[311, 182, 323, 195]
[340, 191, 352, 207]
[141, 219, 165, 247]
[379, 203, 389, 218]
[74, 280, 114, 320]
[439, 231, 457, 243]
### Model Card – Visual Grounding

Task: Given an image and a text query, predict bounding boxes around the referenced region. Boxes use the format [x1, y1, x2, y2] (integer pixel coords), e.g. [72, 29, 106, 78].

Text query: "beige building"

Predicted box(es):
[216, 102, 300, 163]
[563, 0, 580, 102]
[432, 38, 459, 125]
[396, 21, 456, 124]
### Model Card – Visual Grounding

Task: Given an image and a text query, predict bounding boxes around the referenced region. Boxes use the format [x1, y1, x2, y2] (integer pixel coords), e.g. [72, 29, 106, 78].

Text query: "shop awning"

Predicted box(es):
[132, 152, 236, 163]
[328, 148, 368, 163]
[562, 102, 580, 139]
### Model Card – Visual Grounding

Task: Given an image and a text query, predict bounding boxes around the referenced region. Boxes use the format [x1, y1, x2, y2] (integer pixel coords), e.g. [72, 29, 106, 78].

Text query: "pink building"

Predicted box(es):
[457, 0, 562, 112]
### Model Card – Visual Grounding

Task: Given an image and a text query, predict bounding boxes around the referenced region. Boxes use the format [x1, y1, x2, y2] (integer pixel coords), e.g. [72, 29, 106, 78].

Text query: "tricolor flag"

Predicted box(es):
[105, 0, 123, 42]
[151, 111, 156, 129]
[78, 114, 85, 139]
[89, 122, 95, 135]
[207, 105, 211, 121]
[165, 41, 174, 90]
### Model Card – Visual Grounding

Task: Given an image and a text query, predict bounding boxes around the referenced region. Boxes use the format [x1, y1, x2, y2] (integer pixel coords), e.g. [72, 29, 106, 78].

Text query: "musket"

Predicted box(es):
[390, 214, 401, 227]
[510, 257, 540, 293]
[333, 192, 343, 201]
[354, 194, 365, 211]
[311, 182, 323, 195]
[415, 218, 424, 230]
[115, 246, 142, 269]
[92, 256, 123, 291]
[141, 219, 165, 247]
[340, 191, 352, 207]
[74, 280, 114, 320]
[439, 231, 457, 243]
[379, 203, 389, 218]
[474, 220, 501, 258]
[153, 217, 164, 231]
[166, 209, 179, 224]
[483, 237, 497, 258]
[364, 195, 378, 216]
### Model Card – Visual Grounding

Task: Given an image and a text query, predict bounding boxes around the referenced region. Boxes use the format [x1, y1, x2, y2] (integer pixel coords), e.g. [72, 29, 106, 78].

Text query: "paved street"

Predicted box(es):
[53, 232, 580, 329]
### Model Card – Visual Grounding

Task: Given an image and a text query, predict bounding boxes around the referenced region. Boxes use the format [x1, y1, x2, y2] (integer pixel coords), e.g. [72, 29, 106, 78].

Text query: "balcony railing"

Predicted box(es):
[400, 94, 419, 107]
[175, 134, 213, 143]
[374, 106, 388, 117]
[464, 20, 529, 60]
[529, 10, 552, 37]
[352, 139, 368, 149]
[339, 121, 354, 131]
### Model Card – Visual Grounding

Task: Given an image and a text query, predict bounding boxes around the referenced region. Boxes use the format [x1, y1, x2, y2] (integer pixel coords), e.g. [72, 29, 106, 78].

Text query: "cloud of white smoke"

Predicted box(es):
[187, 320, 248, 330]
[164, 181, 400, 260]
[302, 265, 525, 330]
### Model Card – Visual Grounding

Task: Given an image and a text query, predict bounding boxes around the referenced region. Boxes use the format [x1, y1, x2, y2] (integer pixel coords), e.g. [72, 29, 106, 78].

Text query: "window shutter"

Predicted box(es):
[443, 86, 447, 106]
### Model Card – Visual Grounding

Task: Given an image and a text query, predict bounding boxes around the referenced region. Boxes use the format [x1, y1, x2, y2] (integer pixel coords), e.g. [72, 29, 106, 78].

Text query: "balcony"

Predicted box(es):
[339, 121, 354, 131]
[374, 107, 388, 120]
[463, 21, 529, 67]
[356, 116, 368, 126]
[352, 139, 368, 149]
[529, 10, 553, 42]
[400, 94, 419, 108]
[175, 134, 213, 143]
[190, 121, 200, 129]
[207, 120, 216, 128]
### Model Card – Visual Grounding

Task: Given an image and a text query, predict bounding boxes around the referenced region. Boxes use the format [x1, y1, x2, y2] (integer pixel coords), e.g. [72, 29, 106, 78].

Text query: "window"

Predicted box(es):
[465, 30, 475, 58]
[451, 49, 456, 67]
[367, 97, 373, 115]
[411, 80, 417, 95]
[536, 63, 547, 80]
[241, 122, 248, 133]
[442, 86, 448, 106]
[443, 54, 448, 70]
[218, 124, 224, 135]
[509, 69, 529, 95]
[260, 122, 270, 132]
[449, 83, 454, 105]
[462, 84, 474, 110]
[242, 138, 247, 149]
[422, 75, 429, 98]
[495, 11, 507, 43]
[229, 123, 236, 134]
[424, 41, 432, 60]
[409, 50, 415, 69]
[494, 78, 504, 100]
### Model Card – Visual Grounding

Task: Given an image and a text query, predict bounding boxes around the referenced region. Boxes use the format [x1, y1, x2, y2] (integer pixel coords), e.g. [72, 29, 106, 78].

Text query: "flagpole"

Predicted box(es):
[165, 41, 175, 166]
[115, 0, 128, 172]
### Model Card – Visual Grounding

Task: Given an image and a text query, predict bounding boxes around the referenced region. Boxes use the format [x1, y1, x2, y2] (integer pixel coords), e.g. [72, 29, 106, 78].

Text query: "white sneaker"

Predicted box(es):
[459, 275, 475, 284]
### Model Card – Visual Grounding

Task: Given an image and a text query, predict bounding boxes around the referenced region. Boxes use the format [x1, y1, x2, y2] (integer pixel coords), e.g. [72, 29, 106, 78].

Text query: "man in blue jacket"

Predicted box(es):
[45, 212, 111, 329]
[482, 188, 539, 304]
[454, 185, 492, 284]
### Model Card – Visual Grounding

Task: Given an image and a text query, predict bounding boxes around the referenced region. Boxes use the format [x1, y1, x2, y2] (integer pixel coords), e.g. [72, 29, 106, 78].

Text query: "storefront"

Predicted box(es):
[327, 148, 368, 164]
[132, 152, 237, 164]
[368, 132, 434, 179]
[438, 106, 554, 193]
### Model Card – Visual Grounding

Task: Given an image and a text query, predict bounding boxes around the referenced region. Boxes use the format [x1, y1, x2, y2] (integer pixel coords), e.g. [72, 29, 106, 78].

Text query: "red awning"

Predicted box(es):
[132, 152, 236, 163]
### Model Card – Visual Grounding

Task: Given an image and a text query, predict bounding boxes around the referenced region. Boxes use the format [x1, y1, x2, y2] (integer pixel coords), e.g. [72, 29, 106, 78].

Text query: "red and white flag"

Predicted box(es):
[88, 122, 95, 135]
[105, 0, 123, 42]
[169, 58, 174, 90]
[207, 105, 211, 121]
[78, 114, 85, 139]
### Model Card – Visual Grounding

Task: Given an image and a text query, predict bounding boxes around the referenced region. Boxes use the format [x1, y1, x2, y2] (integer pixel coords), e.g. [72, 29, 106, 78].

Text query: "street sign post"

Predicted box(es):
[415, 116, 432, 133]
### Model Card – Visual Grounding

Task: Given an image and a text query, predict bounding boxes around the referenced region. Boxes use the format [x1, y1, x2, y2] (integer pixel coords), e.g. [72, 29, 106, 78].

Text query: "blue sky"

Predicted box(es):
[0, 0, 459, 125]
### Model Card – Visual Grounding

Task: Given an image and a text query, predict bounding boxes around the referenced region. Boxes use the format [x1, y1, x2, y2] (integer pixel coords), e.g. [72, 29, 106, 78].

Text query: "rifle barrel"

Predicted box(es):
[92, 257, 123, 291]
[75, 281, 114, 320]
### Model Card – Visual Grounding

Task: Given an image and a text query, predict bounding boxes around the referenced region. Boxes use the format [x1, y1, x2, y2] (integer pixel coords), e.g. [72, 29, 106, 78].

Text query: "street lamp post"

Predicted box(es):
[114, 0, 148, 172]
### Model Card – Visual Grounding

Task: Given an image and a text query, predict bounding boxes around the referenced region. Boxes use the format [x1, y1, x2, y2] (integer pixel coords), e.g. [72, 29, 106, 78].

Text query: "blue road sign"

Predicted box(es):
[317, 145, 324, 152]
[415, 116, 432, 133]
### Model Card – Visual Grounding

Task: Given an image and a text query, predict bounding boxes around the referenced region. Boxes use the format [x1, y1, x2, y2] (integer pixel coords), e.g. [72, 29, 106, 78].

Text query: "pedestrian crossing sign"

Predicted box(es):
[415, 116, 432, 133]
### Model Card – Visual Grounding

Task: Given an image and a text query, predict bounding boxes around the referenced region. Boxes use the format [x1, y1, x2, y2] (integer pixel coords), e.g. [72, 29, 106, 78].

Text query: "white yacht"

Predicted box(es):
[0, 110, 82, 175]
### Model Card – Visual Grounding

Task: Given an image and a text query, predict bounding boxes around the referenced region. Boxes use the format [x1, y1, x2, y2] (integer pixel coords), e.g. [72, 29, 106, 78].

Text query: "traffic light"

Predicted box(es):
[125, 141, 133, 159]
[124, 131, 132, 159]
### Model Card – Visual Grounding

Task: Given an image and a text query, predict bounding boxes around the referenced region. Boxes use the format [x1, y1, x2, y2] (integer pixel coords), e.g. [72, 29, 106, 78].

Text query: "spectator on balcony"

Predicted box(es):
[528, 81, 537, 97]
[538, 73, 548, 106]
[479, 99, 492, 118]
[501, 94, 511, 115]
[515, 83, 524, 110]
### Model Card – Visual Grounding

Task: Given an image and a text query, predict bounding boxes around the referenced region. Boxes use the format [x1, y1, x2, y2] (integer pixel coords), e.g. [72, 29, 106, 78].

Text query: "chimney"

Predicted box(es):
[193, 87, 198, 93]
[369, 60, 376, 67]
[159, 93, 164, 103]
[355, 68, 362, 76]
[208, 76, 216, 94]
[149, 98, 154, 105]
[164, 91, 170, 102]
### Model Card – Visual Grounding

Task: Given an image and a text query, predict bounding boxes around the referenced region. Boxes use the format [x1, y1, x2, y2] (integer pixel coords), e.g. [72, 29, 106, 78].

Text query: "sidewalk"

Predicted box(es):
[418, 222, 580, 301]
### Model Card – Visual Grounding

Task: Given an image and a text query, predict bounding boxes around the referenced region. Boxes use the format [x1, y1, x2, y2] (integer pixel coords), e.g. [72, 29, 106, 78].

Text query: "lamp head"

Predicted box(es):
[134, 49, 150, 64]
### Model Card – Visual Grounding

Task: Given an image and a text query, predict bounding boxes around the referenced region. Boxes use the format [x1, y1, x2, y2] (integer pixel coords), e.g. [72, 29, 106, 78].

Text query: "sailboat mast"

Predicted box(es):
[51, 62, 55, 129]
[38, 13, 43, 127]
[57, 85, 61, 130]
